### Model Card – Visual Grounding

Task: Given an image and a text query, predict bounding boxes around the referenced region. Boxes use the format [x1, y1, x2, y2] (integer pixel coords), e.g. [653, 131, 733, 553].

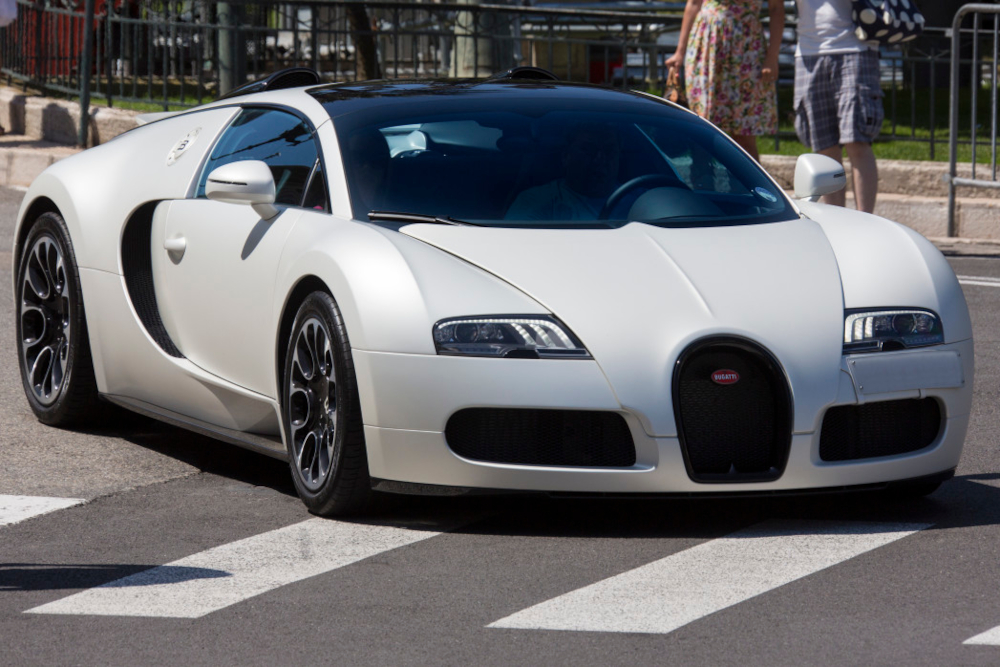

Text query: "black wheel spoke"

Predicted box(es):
[19, 235, 72, 406]
[289, 316, 338, 492]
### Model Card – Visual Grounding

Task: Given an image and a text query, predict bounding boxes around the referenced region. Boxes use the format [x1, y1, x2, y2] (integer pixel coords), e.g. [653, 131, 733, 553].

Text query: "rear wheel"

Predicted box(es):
[15, 212, 101, 426]
[283, 291, 373, 516]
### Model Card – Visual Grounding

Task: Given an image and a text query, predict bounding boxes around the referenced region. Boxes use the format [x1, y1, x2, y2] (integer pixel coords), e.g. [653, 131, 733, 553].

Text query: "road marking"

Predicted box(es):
[963, 479, 1000, 645]
[0, 495, 85, 527]
[964, 627, 1000, 645]
[958, 275, 1000, 287]
[26, 518, 443, 618]
[489, 519, 930, 635]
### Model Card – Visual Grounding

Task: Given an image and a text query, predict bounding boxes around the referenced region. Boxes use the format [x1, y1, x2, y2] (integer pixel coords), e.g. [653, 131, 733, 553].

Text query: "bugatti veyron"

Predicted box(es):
[12, 67, 973, 515]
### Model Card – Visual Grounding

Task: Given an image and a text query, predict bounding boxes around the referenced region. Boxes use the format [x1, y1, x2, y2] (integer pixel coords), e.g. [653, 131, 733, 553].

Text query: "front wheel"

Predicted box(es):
[15, 211, 101, 425]
[283, 291, 373, 516]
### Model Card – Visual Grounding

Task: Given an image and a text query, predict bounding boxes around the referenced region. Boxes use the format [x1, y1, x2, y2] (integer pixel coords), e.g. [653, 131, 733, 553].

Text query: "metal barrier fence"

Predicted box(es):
[948, 3, 1000, 236]
[0, 0, 984, 159]
[1, 1, 688, 102]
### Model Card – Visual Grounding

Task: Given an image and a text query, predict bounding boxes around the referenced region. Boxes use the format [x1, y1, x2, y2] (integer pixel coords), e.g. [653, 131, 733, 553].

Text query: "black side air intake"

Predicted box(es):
[487, 66, 560, 82]
[445, 408, 635, 467]
[121, 202, 183, 358]
[672, 337, 792, 482]
[820, 398, 942, 461]
[216, 67, 322, 101]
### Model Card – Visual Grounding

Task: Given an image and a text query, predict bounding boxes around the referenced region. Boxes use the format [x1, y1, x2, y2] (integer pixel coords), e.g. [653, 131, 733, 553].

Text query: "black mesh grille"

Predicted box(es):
[674, 340, 791, 482]
[121, 202, 183, 358]
[445, 409, 635, 467]
[820, 398, 941, 461]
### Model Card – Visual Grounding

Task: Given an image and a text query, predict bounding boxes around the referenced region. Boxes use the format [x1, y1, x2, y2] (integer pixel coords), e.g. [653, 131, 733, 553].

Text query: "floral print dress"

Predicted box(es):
[684, 0, 777, 136]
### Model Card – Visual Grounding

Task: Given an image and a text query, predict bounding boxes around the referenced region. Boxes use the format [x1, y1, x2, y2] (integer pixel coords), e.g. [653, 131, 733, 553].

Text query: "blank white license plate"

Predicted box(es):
[848, 350, 964, 395]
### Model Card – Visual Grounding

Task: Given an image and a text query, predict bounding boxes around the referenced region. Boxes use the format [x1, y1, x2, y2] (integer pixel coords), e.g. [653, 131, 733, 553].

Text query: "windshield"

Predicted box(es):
[329, 87, 795, 228]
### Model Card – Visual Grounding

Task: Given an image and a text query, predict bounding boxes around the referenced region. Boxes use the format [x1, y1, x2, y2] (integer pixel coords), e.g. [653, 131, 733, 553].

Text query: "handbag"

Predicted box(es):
[664, 65, 687, 108]
[851, 0, 924, 45]
[0, 0, 16, 28]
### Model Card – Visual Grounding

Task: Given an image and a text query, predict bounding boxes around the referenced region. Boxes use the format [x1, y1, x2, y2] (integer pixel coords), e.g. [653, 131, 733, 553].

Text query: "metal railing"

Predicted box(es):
[948, 3, 1000, 236]
[1, 0, 688, 103]
[0, 0, 985, 159]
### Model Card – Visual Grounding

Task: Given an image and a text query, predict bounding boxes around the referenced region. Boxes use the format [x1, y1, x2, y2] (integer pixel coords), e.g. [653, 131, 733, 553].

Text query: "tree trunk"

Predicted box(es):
[346, 3, 382, 80]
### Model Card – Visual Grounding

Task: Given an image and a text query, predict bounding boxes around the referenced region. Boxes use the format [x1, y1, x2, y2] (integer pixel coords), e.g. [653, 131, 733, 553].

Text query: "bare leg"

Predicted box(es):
[817, 145, 846, 207]
[844, 141, 878, 213]
[732, 134, 759, 163]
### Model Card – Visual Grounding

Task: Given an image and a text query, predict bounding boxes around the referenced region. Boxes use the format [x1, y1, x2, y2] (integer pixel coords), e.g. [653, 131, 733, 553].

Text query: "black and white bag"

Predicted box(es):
[852, 0, 925, 45]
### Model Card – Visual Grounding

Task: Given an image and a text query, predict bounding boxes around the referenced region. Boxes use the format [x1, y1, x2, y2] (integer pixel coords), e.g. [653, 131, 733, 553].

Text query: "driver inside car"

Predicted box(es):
[505, 122, 622, 221]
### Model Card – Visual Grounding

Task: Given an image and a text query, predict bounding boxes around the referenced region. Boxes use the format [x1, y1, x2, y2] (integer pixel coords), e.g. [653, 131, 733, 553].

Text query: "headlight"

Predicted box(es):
[433, 315, 591, 358]
[843, 309, 943, 353]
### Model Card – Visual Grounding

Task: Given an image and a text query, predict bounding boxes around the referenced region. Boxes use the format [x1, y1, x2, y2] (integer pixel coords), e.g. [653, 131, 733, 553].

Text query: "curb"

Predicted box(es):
[929, 236, 1000, 257]
[1, 137, 80, 188]
[0, 87, 140, 147]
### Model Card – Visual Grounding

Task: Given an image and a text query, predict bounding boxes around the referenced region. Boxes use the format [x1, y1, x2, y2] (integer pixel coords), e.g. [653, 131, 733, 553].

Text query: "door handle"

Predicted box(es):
[164, 236, 186, 260]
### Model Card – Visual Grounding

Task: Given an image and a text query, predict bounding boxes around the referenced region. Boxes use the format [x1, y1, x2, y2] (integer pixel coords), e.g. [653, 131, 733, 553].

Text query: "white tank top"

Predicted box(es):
[795, 0, 871, 56]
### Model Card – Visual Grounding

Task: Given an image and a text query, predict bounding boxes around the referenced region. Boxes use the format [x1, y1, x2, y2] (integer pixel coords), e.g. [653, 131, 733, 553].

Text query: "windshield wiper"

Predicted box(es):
[367, 211, 476, 226]
[648, 214, 723, 222]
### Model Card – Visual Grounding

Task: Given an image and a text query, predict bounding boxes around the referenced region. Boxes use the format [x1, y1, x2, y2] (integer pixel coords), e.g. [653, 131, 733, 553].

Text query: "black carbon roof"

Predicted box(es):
[308, 79, 673, 119]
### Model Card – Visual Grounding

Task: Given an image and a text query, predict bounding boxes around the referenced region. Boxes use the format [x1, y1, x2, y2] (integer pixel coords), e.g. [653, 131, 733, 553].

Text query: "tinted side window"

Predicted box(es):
[302, 161, 329, 211]
[197, 108, 320, 206]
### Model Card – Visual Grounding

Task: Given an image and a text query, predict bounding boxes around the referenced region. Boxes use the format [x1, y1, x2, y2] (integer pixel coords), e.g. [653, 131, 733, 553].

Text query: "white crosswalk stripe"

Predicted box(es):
[26, 518, 445, 618]
[958, 275, 1000, 287]
[0, 495, 85, 527]
[960, 480, 1000, 644]
[964, 627, 1000, 645]
[489, 519, 930, 635]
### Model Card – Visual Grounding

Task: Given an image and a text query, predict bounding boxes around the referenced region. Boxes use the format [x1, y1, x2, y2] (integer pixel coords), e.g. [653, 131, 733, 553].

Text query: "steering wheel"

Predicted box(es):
[599, 174, 689, 219]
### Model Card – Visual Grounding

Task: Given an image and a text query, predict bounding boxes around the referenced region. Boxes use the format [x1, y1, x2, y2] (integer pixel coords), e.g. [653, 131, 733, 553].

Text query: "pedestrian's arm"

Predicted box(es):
[665, 0, 704, 70]
[761, 0, 784, 83]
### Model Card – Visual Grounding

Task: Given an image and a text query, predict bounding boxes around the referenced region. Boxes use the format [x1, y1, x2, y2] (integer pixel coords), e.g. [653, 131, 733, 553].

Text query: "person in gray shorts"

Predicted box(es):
[795, 0, 883, 213]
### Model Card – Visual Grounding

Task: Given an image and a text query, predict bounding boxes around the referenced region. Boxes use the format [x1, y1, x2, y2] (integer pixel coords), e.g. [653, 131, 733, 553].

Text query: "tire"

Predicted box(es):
[15, 211, 101, 426]
[282, 291, 373, 516]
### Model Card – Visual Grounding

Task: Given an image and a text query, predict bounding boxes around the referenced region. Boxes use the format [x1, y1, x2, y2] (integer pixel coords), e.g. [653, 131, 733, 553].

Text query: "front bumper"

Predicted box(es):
[353, 339, 973, 494]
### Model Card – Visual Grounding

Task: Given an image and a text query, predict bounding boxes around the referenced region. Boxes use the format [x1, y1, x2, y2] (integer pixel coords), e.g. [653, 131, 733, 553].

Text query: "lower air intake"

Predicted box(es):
[820, 398, 942, 461]
[673, 338, 792, 482]
[445, 408, 635, 467]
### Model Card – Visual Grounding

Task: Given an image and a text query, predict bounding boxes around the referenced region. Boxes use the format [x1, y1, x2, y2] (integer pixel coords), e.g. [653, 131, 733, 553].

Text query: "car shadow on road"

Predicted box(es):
[322, 472, 1000, 540]
[65, 405, 297, 497]
[434, 473, 1000, 540]
[0, 563, 229, 592]
[61, 408, 1000, 541]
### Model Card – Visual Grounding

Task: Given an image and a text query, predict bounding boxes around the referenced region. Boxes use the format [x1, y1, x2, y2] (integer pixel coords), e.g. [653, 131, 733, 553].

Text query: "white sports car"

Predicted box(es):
[13, 67, 972, 515]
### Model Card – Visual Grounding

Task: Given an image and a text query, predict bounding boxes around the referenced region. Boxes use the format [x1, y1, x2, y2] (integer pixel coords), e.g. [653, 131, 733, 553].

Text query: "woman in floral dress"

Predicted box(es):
[665, 0, 784, 162]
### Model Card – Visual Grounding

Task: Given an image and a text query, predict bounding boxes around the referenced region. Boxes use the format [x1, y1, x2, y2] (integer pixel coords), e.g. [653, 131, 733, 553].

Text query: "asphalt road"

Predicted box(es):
[4, 186, 1000, 666]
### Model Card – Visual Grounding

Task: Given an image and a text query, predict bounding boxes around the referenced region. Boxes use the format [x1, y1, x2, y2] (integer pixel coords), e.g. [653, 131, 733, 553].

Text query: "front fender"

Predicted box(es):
[801, 201, 972, 345]
[12, 174, 79, 298]
[273, 212, 548, 358]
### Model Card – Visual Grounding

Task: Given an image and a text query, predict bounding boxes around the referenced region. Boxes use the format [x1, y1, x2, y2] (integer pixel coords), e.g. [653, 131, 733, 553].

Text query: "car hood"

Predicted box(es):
[402, 217, 845, 436]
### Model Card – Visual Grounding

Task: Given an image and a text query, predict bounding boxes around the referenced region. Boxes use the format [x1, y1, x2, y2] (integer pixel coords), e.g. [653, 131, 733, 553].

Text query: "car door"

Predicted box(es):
[151, 106, 330, 398]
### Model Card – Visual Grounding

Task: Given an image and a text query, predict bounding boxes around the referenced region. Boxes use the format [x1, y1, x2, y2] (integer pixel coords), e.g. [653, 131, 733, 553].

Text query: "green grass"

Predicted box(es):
[756, 135, 995, 164]
[760, 84, 998, 163]
[87, 80, 216, 112]
[643, 83, 999, 163]
[89, 96, 199, 113]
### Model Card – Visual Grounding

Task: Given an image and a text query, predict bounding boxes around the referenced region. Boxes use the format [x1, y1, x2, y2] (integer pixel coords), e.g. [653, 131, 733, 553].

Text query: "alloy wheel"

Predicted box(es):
[19, 235, 71, 406]
[288, 316, 338, 491]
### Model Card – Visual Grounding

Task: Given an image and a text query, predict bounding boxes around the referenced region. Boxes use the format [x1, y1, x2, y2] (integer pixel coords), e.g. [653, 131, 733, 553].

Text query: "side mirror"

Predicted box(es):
[205, 160, 279, 220]
[794, 153, 846, 201]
